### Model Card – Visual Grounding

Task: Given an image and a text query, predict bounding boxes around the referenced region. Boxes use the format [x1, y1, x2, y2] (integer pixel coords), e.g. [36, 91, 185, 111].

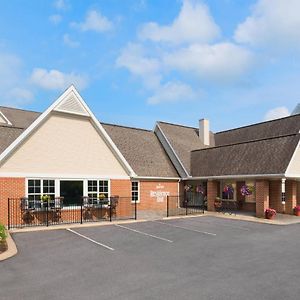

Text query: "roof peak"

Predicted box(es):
[102, 122, 152, 132]
[216, 113, 300, 135]
[157, 121, 198, 130]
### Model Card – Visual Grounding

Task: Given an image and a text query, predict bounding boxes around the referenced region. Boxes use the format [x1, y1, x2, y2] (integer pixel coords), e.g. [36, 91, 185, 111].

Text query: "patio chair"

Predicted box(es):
[20, 197, 35, 224]
[109, 196, 119, 218]
[82, 196, 93, 220]
[50, 197, 64, 222]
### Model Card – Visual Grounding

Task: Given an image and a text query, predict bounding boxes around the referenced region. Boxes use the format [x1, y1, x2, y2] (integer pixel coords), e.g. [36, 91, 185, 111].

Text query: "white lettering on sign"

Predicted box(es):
[156, 184, 165, 189]
[150, 191, 170, 202]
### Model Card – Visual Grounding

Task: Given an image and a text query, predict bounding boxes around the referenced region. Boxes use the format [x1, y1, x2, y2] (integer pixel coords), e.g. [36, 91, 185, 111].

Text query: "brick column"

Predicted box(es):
[269, 180, 284, 213]
[297, 182, 300, 206]
[207, 180, 219, 212]
[285, 180, 297, 215]
[256, 180, 269, 218]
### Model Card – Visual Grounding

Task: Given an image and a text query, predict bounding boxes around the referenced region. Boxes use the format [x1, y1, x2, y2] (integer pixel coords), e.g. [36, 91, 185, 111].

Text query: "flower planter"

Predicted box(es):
[294, 210, 300, 217]
[265, 213, 275, 220]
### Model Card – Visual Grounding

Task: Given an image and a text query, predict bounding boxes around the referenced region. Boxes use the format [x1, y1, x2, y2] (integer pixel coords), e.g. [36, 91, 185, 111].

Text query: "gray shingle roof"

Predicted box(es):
[0, 107, 41, 155]
[191, 134, 300, 177]
[215, 114, 300, 146]
[157, 121, 215, 175]
[102, 123, 179, 177]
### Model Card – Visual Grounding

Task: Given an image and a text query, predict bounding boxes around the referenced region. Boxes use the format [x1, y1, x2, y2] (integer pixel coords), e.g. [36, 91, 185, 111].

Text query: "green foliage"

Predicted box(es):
[0, 223, 7, 243]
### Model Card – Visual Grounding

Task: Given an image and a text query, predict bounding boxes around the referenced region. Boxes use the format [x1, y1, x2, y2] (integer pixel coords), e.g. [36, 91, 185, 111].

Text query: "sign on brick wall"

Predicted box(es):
[150, 184, 170, 202]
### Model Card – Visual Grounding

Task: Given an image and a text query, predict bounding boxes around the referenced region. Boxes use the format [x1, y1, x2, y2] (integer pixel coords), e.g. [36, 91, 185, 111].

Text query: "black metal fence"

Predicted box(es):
[167, 195, 205, 217]
[8, 196, 137, 229]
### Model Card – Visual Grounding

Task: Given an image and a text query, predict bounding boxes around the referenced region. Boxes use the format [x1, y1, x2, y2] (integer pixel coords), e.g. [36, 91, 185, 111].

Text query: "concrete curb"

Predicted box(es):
[0, 231, 18, 261]
[204, 211, 300, 226]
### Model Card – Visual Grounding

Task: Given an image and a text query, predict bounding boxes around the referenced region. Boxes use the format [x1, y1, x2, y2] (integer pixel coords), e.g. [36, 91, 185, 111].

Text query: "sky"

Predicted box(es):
[0, 0, 300, 132]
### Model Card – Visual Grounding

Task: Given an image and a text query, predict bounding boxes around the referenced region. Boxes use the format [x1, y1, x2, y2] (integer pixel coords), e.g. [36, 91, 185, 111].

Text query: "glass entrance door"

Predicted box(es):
[60, 181, 83, 206]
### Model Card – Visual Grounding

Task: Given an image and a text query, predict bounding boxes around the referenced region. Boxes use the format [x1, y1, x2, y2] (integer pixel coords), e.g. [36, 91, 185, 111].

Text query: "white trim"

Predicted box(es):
[0, 85, 136, 177]
[285, 138, 300, 177]
[185, 174, 286, 180]
[155, 123, 190, 178]
[133, 176, 180, 181]
[131, 180, 140, 203]
[0, 172, 130, 179]
[0, 111, 12, 125]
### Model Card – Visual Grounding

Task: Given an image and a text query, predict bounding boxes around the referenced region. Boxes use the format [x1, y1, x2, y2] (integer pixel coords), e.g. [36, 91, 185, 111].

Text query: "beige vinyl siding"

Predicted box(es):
[0, 113, 128, 177]
[286, 144, 300, 176]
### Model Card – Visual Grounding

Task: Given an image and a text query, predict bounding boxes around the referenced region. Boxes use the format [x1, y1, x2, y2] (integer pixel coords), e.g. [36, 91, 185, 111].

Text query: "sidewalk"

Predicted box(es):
[205, 211, 300, 225]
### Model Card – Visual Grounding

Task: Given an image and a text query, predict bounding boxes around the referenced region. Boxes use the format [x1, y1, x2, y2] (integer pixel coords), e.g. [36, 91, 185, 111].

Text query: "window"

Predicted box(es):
[221, 181, 235, 200]
[131, 181, 139, 202]
[27, 179, 55, 208]
[88, 180, 109, 200]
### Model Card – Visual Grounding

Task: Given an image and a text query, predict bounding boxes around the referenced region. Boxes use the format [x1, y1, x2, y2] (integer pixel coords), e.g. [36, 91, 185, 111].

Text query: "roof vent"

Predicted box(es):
[54, 91, 89, 116]
[199, 119, 210, 146]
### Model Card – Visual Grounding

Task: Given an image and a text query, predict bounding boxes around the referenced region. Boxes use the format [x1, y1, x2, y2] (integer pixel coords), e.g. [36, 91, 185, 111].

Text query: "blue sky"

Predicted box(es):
[0, 0, 299, 132]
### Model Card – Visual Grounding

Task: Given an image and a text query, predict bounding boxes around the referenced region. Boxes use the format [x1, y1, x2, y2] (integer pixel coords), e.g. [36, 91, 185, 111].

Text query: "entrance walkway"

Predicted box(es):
[206, 211, 300, 225]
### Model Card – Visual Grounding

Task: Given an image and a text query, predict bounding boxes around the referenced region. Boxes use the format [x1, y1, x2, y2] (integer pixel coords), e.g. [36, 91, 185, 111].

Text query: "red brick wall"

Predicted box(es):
[139, 181, 178, 212]
[110, 179, 179, 216]
[269, 180, 284, 213]
[0, 178, 25, 225]
[286, 180, 297, 215]
[207, 180, 219, 211]
[256, 180, 269, 218]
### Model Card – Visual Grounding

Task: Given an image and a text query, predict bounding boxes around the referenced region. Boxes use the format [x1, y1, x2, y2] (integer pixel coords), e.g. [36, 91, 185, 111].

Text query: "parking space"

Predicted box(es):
[1, 216, 300, 300]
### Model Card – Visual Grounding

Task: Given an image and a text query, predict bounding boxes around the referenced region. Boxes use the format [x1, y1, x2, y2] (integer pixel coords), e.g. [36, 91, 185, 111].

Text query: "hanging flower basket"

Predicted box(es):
[240, 184, 254, 196]
[265, 208, 276, 220]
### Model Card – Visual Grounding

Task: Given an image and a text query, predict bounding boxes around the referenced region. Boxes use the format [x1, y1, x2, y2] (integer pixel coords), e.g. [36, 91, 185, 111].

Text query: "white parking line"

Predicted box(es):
[115, 224, 173, 243]
[66, 228, 115, 251]
[153, 220, 216, 236]
[185, 218, 250, 231]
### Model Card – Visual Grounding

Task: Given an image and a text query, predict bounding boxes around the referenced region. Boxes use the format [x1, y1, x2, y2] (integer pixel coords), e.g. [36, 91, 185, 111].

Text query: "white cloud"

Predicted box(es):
[54, 0, 69, 10]
[264, 106, 290, 121]
[63, 34, 79, 48]
[30, 68, 88, 90]
[71, 10, 112, 33]
[235, 0, 300, 49]
[139, 0, 220, 44]
[164, 43, 253, 82]
[49, 14, 62, 25]
[116, 43, 161, 89]
[147, 81, 196, 105]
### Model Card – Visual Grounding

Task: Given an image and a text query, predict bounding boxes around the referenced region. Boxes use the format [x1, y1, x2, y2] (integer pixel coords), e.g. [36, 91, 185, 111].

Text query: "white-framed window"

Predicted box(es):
[131, 181, 139, 203]
[27, 179, 55, 201]
[220, 181, 236, 200]
[87, 180, 109, 200]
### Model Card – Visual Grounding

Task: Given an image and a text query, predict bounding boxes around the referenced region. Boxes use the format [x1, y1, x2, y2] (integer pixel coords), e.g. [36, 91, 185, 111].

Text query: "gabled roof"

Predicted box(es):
[191, 134, 300, 177]
[215, 114, 300, 146]
[0, 86, 136, 177]
[102, 123, 179, 178]
[0, 107, 41, 155]
[156, 121, 215, 175]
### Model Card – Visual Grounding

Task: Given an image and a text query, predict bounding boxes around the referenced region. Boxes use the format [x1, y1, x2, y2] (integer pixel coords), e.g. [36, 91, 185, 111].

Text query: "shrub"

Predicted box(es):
[0, 223, 7, 243]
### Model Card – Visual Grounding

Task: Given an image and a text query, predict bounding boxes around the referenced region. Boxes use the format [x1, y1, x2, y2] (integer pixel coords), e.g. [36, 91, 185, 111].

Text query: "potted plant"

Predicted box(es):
[293, 206, 300, 217]
[214, 197, 222, 210]
[0, 223, 7, 254]
[265, 208, 276, 220]
[40, 195, 50, 208]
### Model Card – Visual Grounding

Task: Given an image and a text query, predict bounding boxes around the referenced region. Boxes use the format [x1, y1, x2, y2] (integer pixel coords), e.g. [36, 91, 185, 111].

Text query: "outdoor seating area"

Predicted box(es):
[8, 196, 133, 229]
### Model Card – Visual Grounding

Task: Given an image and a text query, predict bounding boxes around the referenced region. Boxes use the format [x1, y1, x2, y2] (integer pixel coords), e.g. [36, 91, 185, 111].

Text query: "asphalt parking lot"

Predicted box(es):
[1, 216, 300, 300]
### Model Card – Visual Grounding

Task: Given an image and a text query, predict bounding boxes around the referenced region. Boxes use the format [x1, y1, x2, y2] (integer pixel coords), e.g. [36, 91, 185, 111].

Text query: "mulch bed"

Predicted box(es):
[0, 241, 8, 254]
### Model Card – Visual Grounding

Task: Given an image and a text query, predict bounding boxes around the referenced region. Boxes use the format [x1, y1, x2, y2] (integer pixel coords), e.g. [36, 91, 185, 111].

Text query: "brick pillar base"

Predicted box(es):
[256, 180, 269, 218]
[286, 180, 297, 215]
[207, 180, 219, 212]
[269, 180, 284, 213]
[297, 182, 300, 206]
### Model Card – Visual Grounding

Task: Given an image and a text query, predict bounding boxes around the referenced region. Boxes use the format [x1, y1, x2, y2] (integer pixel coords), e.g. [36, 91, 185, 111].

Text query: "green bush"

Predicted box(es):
[0, 223, 6, 243]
